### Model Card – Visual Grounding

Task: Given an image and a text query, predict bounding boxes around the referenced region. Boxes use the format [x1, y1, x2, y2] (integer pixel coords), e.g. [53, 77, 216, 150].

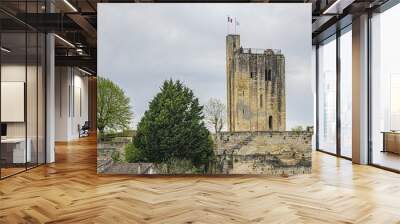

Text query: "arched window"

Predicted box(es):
[260, 94, 263, 108]
[269, 116, 273, 130]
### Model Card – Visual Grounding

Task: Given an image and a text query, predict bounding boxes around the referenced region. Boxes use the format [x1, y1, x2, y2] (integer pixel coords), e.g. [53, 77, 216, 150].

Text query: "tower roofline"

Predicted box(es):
[236, 47, 283, 55]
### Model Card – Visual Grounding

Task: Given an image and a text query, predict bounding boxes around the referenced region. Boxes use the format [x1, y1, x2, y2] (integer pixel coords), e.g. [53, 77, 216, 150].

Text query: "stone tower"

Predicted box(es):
[226, 34, 286, 132]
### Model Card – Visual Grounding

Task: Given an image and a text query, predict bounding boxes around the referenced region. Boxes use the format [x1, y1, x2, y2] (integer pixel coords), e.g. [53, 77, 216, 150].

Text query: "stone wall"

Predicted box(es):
[97, 131, 312, 176]
[214, 131, 312, 175]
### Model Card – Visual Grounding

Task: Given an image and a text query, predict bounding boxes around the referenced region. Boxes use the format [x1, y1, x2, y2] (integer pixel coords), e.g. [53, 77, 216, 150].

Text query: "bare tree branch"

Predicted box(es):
[204, 98, 226, 135]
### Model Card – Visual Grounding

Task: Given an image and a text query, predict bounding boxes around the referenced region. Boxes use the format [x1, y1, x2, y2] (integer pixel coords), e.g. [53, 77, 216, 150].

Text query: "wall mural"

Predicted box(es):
[97, 3, 313, 175]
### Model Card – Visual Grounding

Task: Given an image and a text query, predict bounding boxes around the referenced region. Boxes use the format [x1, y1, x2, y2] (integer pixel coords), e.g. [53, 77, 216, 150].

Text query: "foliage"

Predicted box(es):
[134, 79, 214, 171]
[102, 130, 137, 143]
[121, 130, 136, 137]
[291, 125, 304, 133]
[111, 150, 121, 163]
[204, 98, 226, 134]
[97, 76, 133, 137]
[125, 142, 141, 163]
[156, 158, 202, 174]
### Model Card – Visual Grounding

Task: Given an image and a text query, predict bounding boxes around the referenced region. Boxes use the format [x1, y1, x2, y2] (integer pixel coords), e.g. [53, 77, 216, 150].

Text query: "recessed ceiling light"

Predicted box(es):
[63, 0, 78, 12]
[78, 67, 93, 76]
[1, 47, 11, 53]
[322, 0, 351, 15]
[54, 34, 75, 48]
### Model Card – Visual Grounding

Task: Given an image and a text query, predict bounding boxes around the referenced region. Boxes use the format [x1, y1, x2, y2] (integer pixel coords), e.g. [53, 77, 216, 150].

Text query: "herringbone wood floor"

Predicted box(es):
[1, 136, 400, 224]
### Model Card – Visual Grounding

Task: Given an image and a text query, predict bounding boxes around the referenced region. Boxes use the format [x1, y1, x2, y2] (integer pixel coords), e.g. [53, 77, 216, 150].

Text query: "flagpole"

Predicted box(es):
[227, 16, 229, 35]
[227, 15, 229, 35]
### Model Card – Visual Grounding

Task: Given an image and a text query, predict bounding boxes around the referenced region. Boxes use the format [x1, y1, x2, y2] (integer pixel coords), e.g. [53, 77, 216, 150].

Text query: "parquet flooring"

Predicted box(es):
[0, 167, 26, 178]
[1, 135, 400, 223]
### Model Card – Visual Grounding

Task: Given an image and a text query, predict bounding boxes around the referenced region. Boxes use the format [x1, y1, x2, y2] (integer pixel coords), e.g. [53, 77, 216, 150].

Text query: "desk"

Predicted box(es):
[382, 132, 400, 154]
[1, 138, 31, 163]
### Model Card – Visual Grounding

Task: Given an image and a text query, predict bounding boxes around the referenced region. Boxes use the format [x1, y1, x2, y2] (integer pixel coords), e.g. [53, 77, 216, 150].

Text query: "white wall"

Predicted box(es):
[1, 65, 39, 138]
[1, 63, 46, 164]
[55, 67, 89, 141]
[55, 66, 69, 141]
[1, 65, 26, 139]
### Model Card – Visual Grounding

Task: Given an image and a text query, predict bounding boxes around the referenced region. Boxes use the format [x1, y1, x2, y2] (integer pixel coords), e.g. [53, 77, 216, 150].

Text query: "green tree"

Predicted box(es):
[134, 79, 214, 171]
[125, 142, 141, 163]
[291, 125, 304, 133]
[97, 76, 133, 137]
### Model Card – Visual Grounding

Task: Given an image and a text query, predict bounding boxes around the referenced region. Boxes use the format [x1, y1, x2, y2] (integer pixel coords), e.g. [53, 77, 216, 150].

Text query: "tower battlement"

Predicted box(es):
[236, 48, 282, 55]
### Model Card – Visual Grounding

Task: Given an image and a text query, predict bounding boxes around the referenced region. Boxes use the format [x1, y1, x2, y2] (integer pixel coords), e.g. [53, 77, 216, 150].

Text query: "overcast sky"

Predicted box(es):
[98, 3, 313, 130]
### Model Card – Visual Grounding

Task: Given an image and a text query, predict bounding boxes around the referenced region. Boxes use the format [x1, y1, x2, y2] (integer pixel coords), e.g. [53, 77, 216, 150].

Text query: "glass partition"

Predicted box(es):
[0, 2, 46, 179]
[371, 3, 400, 171]
[1, 31, 28, 177]
[317, 35, 337, 154]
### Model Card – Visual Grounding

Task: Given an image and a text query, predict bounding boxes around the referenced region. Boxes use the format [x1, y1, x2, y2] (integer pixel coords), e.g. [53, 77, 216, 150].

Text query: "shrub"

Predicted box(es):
[156, 158, 203, 174]
[125, 142, 141, 163]
[291, 125, 304, 133]
[111, 150, 121, 162]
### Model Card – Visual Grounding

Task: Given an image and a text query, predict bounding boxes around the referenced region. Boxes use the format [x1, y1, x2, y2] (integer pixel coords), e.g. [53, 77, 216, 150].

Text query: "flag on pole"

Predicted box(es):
[234, 17, 239, 34]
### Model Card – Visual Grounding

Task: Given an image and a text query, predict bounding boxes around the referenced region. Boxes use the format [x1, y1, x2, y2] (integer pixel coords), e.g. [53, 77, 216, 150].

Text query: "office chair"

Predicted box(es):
[79, 121, 90, 138]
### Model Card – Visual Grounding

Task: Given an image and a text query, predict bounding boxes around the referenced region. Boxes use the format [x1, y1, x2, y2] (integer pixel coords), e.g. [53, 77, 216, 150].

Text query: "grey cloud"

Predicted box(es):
[98, 3, 313, 129]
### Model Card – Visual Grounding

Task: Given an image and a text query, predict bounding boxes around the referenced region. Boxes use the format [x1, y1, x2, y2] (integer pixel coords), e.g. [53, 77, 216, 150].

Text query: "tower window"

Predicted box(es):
[243, 90, 244, 96]
[242, 108, 245, 116]
[265, 69, 272, 81]
[260, 94, 263, 108]
[269, 116, 273, 130]
[250, 72, 256, 79]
